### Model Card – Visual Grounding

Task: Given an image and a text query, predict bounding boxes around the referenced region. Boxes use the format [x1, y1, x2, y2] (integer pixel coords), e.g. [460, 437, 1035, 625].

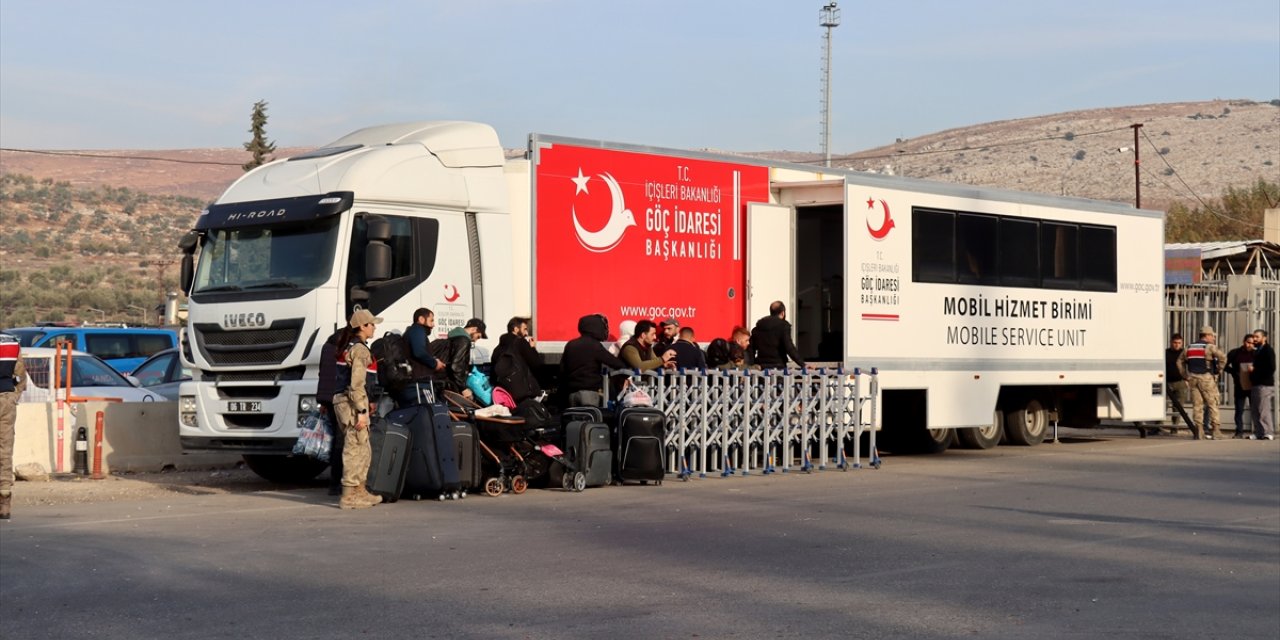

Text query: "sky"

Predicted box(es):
[1, 0, 1277, 154]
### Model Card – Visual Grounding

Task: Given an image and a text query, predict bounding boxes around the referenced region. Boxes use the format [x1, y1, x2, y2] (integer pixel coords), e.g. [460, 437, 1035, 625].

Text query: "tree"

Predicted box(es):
[1165, 178, 1279, 242]
[242, 100, 277, 172]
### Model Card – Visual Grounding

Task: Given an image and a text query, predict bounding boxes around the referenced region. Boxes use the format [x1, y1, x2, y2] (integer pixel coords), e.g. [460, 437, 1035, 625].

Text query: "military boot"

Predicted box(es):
[0, 492, 12, 520]
[355, 484, 383, 506]
[339, 486, 371, 510]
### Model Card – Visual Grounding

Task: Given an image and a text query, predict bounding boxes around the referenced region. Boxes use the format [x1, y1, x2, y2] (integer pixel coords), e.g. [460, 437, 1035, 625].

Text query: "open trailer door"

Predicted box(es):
[746, 202, 795, 329]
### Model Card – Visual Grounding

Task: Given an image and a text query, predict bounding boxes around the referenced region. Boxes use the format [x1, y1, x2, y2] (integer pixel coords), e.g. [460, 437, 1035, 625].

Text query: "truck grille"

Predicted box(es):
[193, 319, 304, 366]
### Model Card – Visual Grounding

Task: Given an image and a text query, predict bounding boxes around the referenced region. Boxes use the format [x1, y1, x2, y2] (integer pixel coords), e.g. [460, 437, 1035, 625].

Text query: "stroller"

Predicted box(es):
[442, 390, 587, 494]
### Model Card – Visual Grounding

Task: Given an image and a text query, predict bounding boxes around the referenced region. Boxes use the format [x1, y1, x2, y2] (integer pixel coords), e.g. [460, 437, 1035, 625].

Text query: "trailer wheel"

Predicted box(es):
[917, 427, 954, 454]
[957, 411, 1005, 450]
[242, 454, 328, 484]
[1005, 400, 1048, 446]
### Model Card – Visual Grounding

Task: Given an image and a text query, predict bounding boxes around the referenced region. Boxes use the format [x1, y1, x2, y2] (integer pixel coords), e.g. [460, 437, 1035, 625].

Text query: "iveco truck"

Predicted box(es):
[177, 121, 1165, 481]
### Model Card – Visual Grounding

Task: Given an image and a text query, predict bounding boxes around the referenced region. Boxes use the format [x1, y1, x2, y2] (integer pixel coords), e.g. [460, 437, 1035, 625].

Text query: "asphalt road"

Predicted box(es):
[2, 431, 1278, 640]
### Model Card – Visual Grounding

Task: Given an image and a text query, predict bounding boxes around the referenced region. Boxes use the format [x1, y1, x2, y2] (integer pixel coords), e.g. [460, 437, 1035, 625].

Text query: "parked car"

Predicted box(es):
[17, 347, 167, 403]
[4, 326, 178, 374]
[128, 348, 191, 401]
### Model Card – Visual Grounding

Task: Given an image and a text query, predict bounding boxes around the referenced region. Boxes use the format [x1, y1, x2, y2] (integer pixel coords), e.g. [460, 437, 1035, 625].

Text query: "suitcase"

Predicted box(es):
[365, 417, 412, 503]
[614, 406, 665, 484]
[389, 403, 462, 500]
[562, 405, 616, 428]
[452, 420, 483, 494]
[553, 418, 613, 488]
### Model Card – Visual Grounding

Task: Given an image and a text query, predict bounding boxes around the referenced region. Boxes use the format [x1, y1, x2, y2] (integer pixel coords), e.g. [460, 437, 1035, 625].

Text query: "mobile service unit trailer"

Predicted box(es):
[176, 121, 1165, 481]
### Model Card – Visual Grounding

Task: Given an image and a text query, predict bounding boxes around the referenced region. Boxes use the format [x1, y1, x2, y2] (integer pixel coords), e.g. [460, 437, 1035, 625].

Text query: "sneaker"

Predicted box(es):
[1204, 434, 1213, 440]
[1233, 433, 1244, 439]
[1266, 435, 1276, 441]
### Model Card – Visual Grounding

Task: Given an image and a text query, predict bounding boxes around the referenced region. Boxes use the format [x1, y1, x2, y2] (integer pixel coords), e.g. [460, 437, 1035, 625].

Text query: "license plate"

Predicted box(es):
[226, 401, 262, 413]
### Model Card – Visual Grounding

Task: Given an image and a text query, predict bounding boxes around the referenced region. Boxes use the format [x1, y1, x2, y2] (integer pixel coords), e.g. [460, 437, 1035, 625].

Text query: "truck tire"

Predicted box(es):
[243, 454, 329, 484]
[1004, 400, 1047, 446]
[956, 410, 1005, 449]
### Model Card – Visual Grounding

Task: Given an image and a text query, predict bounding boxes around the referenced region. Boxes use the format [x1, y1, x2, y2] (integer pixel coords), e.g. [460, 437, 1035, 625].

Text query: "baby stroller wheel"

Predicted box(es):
[560, 470, 576, 491]
[484, 477, 504, 497]
[510, 475, 528, 495]
[572, 472, 587, 492]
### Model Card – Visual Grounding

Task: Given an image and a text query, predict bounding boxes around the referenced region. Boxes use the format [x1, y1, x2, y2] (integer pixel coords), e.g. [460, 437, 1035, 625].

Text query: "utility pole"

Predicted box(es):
[1130, 123, 1142, 208]
[819, 3, 840, 168]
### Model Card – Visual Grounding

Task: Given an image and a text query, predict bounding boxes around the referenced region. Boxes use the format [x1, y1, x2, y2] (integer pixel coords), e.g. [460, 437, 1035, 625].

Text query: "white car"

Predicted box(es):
[17, 347, 167, 403]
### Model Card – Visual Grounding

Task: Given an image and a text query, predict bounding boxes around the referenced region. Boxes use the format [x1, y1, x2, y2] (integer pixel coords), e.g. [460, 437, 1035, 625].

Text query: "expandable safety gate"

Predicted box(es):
[601, 368, 882, 479]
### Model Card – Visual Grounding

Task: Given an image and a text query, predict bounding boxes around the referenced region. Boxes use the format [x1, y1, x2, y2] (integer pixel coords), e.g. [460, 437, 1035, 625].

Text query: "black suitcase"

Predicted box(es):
[614, 406, 665, 484]
[366, 417, 412, 503]
[562, 405, 616, 428]
[554, 418, 613, 488]
[452, 420, 482, 494]
[390, 403, 462, 500]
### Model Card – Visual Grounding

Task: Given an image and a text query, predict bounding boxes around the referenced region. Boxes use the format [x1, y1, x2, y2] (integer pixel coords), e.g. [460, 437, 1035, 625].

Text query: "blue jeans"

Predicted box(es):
[1234, 393, 1251, 435]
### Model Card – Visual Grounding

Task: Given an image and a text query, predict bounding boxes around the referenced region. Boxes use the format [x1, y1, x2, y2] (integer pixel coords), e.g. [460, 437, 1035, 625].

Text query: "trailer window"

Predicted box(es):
[912, 209, 955, 283]
[998, 218, 1039, 287]
[1040, 222, 1079, 289]
[956, 214, 998, 285]
[1079, 225, 1117, 291]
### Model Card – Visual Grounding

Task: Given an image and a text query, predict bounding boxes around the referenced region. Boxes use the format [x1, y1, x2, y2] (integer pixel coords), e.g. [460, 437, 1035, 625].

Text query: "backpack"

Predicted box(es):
[370, 332, 413, 391]
[492, 349, 539, 403]
[514, 398, 552, 429]
[705, 338, 732, 368]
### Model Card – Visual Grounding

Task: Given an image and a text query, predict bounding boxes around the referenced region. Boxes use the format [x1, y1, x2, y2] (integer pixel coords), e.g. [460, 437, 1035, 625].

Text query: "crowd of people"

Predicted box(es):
[1163, 326, 1275, 441]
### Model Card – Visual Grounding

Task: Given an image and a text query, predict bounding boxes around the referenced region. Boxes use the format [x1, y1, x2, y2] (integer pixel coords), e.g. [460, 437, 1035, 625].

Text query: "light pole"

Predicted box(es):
[127, 304, 149, 326]
[819, 2, 840, 167]
[84, 308, 105, 325]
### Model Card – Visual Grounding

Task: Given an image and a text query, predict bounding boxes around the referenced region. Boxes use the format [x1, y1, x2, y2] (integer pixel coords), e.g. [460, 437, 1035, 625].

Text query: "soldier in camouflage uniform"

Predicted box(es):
[334, 309, 384, 510]
[1179, 326, 1228, 440]
[1, 333, 29, 520]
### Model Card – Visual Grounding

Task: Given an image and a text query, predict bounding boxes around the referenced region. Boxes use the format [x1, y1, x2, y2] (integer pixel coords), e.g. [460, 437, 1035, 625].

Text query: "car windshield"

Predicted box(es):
[193, 216, 341, 293]
[7, 329, 46, 347]
[131, 353, 174, 387]
[66, 356, 132, 388]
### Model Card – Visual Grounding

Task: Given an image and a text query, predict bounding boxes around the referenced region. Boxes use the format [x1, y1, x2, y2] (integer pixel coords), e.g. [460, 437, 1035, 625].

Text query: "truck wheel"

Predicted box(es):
[1005, 400, 1048, 446]
[242, 454, 328, 484]
[957, 411, 1005, 449]
[916, 427, 954, 454]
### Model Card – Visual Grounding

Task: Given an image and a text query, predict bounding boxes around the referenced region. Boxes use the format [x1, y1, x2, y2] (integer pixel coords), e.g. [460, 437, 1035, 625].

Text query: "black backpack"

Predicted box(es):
[706, 338, 731, 368]
[514, 398, 552, 429]
[493, 350, 540, 403]
[370, 332, 413, 391]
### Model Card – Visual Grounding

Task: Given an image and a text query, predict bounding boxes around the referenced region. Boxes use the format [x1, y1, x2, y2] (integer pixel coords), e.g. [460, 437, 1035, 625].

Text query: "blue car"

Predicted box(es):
[4, 326, 179, 374]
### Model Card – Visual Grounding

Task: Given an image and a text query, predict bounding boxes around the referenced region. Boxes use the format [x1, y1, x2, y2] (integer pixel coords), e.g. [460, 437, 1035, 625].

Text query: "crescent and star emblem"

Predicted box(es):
[443, 284, 460, 302]
[571, 168, 637, 253]
[866, 197, 895, 240]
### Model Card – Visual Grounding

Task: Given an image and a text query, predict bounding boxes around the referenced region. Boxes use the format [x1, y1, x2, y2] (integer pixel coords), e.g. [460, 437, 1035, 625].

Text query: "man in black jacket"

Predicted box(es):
[560, 314, 627, 406]
[669, 326, 707, 370]
[401, 308, 444, 406]
[492, 317, 543, 402]
[748, 301, 804, 369]
[1249, 329, 1275, 440]
[315, 329, 345, 495]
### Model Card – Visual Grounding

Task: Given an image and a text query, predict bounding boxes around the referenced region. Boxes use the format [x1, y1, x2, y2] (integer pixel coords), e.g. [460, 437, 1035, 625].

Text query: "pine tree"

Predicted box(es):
[242, 100, 277, 172]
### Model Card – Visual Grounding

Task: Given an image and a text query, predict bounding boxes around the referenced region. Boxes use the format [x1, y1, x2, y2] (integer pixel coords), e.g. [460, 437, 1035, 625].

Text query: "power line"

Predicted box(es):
[0, 147, 243, 167]
[1139, 128, 1263, 229]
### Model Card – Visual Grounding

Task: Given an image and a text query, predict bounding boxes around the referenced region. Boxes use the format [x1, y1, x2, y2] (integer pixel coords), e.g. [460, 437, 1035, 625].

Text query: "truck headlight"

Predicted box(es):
[298, 395, 318, 427]
[180, 395, 198, 427]
[298, 395, 318, 413]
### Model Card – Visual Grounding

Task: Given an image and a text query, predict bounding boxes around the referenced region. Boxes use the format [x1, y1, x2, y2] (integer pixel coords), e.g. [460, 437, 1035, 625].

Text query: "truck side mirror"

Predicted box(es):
[365, 242, 392, 282]
[177, 230, 199, 293]
[365, 216, 392, 242]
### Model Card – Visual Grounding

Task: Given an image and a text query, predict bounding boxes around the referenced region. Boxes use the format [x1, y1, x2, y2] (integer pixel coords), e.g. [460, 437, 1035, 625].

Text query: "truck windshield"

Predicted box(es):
[193, 217, 341, 293]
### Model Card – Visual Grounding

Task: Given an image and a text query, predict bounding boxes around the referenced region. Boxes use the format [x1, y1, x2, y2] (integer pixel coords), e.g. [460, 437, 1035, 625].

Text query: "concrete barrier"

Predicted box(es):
[15, 401, 241, 474]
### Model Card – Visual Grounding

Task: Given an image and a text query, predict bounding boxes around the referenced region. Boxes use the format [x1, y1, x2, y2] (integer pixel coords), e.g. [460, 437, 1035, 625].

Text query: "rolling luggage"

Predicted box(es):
[452, 420, 483, 494]
[562, 405, 616, 428]
[553, 417, 613, 488]
[613, 406, 665, 484]
[365, 418, 412, 503]
[389, 403, 462, 500]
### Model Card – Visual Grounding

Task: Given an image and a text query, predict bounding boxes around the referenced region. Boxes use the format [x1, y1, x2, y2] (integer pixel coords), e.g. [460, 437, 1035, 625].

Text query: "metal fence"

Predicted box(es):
[1165, 274, 1279, 430]
[600, 367, 881, 479]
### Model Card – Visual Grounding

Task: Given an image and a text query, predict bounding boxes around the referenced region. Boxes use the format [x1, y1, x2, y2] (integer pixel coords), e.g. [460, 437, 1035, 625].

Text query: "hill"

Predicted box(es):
[1, 100, 1277, 326]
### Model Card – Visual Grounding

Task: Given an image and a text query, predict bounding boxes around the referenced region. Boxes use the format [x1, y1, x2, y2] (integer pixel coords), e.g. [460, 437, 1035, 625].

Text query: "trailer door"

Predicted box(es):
[746, 202, 795, 329]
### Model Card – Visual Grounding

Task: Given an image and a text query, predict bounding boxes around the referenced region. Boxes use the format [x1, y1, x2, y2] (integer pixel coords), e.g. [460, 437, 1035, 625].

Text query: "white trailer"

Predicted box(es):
[176, 121, 1165, 480]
